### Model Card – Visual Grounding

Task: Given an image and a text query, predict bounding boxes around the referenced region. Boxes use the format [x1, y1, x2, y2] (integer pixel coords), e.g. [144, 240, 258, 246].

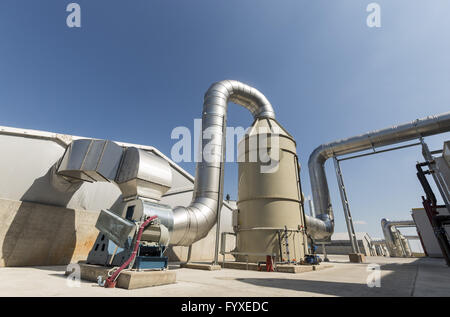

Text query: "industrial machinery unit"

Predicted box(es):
[56, 140, 173, 278]
[16, 80, 448, 284]
[50, 81, 450, 275]
[50, 80, 333, 279]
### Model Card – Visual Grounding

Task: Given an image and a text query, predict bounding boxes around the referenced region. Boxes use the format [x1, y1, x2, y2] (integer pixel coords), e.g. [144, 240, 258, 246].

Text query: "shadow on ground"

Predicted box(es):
[235, 260, 430, 297]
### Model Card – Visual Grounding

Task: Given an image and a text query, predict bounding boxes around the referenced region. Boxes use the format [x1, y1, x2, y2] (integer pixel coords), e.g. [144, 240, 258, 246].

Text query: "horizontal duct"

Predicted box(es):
[308, 112, 450, 240]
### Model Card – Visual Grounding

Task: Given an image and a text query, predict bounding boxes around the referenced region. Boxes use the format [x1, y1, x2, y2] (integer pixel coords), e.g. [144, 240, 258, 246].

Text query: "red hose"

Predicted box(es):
[105, 215, 158, 288]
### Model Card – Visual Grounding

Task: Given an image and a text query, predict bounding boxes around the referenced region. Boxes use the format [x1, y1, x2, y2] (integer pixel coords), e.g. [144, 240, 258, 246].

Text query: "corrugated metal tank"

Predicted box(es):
[235, 118, 308, 263]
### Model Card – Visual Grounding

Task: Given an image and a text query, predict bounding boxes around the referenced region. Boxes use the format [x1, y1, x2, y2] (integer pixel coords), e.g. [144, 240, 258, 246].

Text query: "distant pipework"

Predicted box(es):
[308, 112, 450, 241]
[381, 218, 416, 257]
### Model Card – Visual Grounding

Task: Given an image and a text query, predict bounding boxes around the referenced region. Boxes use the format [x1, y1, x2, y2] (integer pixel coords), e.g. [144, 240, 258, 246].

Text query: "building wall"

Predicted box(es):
[0, 198, 99, 267]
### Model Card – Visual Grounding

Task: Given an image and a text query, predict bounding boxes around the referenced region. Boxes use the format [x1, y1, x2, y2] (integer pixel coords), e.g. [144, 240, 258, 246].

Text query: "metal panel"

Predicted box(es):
[116, 147, 172, 200]
[57, 139, 123, 183]
[444, 141, 450, 167]
[95, 209, 135, 248]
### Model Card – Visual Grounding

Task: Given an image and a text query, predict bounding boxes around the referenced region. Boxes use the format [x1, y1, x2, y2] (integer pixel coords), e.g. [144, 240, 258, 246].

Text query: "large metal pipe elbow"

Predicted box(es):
[305, 214, 333, 240]
[170, 80, 275, 246]
[307, 112, 450, 241]
[381, 218, 399, 256]
[381, 218, 416, 257]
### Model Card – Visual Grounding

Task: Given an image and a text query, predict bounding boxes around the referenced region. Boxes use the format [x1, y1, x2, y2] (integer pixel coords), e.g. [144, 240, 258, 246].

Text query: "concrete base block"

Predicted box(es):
[66, 262, 176, 290]
[221, 261, 260, 271]
[180, 262, 221, 271]
[348, 253, 366, 263]
[276, 265, 314, 273]
[277, 264, 334, 273]
[220, 261, 333, 273]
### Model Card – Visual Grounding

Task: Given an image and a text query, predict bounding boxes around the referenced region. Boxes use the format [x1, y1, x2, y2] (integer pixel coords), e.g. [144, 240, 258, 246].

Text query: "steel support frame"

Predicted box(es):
[333, 157, 360, 254]
[332, 141, 424, 255]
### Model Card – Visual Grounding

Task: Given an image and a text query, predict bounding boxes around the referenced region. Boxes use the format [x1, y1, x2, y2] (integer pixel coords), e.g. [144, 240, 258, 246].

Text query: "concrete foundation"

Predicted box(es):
[349, 253, 366, 263]
[2, 255, 449, 296]
[221, 261, 333, 273]
[66, 262, 176, 290]
[180, 262, 221, 271]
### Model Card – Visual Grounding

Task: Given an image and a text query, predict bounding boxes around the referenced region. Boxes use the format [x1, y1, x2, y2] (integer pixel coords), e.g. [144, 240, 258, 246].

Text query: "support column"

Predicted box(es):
[333, 157, 365, 262]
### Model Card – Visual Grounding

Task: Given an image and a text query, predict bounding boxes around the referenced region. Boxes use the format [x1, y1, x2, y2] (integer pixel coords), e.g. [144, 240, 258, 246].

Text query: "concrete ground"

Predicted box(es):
[0, 255, 449, 297]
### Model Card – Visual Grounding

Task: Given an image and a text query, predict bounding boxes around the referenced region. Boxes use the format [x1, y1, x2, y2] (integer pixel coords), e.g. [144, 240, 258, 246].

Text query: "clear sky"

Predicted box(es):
[1, 1, 449, 248]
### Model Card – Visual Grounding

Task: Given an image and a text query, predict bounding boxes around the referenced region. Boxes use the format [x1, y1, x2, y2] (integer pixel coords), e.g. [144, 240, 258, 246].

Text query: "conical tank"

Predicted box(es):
[235, 118, 308, 263]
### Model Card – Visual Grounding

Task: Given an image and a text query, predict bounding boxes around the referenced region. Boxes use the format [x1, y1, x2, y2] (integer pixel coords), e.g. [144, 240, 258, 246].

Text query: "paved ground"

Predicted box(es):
[0, 255, 449, 297]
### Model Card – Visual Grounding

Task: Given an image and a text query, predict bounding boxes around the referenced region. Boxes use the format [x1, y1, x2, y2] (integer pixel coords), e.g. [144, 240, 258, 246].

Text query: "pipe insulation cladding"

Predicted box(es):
[308, 112, 450, 241]
[169, 80, 276, 246]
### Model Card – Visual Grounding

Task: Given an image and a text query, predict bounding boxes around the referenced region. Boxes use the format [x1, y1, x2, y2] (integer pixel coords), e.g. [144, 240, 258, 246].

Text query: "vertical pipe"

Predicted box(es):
[170, 80, 276, 246]
[308, 112, 450, 241]
[308, 196, 316, 218]
[213, 117, 226, 266]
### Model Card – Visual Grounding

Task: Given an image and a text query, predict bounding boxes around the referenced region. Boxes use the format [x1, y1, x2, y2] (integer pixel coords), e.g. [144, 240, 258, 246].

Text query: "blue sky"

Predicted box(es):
[1, 1, 449, 247]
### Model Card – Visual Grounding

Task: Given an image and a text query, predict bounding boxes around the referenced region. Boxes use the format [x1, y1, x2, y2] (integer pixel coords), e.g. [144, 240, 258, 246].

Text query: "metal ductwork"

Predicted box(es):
[170, 80, 275, 246]
[57, 139, 173, 202]
[308, 112, 450, 240]
[381, 219, 416, 257]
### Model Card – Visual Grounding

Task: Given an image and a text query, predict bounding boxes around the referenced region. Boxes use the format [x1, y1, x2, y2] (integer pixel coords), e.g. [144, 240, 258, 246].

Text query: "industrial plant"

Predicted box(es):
[0, 80, 449, 296]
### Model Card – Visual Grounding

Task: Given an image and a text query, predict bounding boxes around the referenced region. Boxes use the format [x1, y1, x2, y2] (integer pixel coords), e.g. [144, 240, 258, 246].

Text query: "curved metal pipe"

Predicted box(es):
[381, 218, 416, 257]
[170, 80, 275, 246]
[308, 112, 450, 240]
[305, 214, 333, 240]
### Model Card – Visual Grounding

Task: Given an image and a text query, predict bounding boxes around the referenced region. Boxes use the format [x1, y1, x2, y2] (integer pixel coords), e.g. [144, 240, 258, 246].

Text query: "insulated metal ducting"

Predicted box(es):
[169, 80, 275, 246]
[381, 218, 416, 257]
[308, 112, 450, 241]
[57, 139, 173, 202]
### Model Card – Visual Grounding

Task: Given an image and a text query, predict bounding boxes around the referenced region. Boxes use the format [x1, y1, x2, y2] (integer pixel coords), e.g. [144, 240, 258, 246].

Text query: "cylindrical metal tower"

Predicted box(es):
[235, 118, 308, 263]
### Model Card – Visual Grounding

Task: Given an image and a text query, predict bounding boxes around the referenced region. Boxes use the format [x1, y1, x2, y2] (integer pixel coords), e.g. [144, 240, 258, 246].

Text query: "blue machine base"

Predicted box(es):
[134, 256, 168, 270]
[304, 254, 321, 265]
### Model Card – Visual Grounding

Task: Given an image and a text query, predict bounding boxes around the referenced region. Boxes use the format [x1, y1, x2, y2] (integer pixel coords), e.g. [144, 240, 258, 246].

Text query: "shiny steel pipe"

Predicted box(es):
[381, 219, 416, 257]
[308, 112, 450, 240]
[170, 80, 275, 246]
[305, 214, 333, 240]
